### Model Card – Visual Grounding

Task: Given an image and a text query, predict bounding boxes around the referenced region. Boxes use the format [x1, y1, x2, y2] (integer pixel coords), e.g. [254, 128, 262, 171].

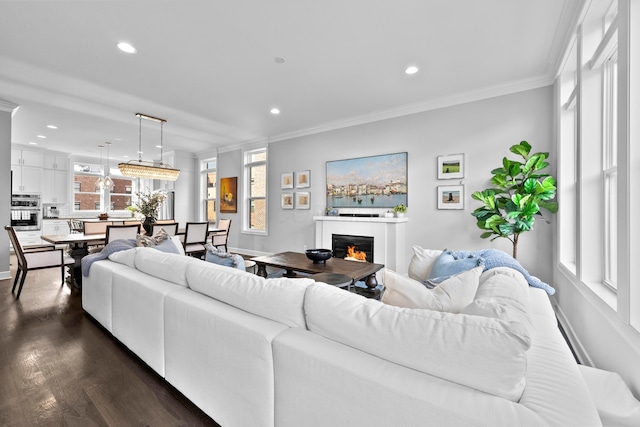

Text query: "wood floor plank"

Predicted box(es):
[0, 256, 221, 426]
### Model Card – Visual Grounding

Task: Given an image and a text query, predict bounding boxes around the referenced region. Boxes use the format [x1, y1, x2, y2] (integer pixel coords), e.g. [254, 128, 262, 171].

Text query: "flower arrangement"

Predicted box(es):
[127, 188, 167, 221]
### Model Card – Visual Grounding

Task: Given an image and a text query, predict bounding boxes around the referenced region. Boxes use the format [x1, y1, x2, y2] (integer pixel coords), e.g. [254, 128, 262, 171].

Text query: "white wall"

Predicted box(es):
[229, 86, 555, 280]
[0, 101, 16, 279]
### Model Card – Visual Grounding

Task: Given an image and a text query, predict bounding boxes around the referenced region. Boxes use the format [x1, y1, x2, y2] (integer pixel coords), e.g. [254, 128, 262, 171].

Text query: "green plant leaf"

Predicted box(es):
[480, 231, 494, 239]
[538, 200, 559, 213]
[510, 141, 531, 158]
[521, 200, 539, 217]
[523, 178, 538, 194]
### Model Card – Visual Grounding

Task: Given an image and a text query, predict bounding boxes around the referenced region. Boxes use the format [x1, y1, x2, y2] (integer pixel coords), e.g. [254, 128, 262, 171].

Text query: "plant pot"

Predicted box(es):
[143, 216, 154, 234]
[395, 212, 405, 218]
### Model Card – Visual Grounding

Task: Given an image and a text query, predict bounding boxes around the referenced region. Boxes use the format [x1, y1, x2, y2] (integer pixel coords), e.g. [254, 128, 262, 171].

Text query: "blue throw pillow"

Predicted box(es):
[205, 252, 236, 267]
[427, 249, 484, 284]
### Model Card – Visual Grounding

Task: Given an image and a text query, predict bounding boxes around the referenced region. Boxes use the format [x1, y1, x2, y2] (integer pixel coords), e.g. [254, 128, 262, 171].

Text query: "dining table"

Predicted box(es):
[40, 226, 224, 289]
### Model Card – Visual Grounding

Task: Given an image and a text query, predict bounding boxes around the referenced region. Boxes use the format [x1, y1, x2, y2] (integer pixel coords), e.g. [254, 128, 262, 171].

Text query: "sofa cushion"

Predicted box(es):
[304, 282, 531, 401]
[134, 247, 194, 287]
[382, 267, 482, 313]
[407, 246, 442, 280]
[108, 247, 138, 268]
[461, 267, 532, 332]
[186, 262, 312, 328]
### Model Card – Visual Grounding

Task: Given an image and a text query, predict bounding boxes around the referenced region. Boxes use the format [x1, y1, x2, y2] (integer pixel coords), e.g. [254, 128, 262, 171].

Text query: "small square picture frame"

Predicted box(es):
[281, 193, 294, 209]
[437, 185, 464, 210]
[437, 153, 464, 179]
[296, 170, 310, 188]
[281, 172, 294, 189]
[295, 191, 310, 209]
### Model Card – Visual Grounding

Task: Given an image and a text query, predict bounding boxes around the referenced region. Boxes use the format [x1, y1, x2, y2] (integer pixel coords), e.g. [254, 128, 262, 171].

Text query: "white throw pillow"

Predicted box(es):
[134, 247, 194, 287]
[170, 235, 185, 256]
[382, 267, 483, 313]
[108, 247, 138, 268]
[407, 246, 443, 280]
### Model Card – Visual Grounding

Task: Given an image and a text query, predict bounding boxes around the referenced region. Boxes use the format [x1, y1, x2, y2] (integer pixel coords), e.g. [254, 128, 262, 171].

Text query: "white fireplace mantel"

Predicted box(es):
[313, 216, 407, 274]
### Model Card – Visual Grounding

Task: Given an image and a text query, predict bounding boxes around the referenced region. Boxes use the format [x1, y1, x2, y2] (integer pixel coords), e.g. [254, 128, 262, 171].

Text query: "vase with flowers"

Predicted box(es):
[127, 189, 167, 234]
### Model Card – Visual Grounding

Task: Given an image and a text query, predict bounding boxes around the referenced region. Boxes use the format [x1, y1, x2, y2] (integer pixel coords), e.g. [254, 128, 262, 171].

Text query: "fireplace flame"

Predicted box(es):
[345, 245, 367, 262]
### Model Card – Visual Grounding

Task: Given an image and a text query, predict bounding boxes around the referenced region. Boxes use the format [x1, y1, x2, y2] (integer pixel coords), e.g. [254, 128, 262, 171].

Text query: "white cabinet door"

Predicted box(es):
[42, 169, 68, 203]
[19, 166, 43, 194]
[42, 220, 70, 235]
[19, 150, 44, 167]
[43, 154, 68, 170]
[11, 149, 21, 166]
[12, 165, 43, 193]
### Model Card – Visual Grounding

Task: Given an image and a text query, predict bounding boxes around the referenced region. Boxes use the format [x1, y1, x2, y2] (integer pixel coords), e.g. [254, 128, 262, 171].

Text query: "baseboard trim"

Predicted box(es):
[0, 270, 11, 280]
[552, 296, 594, 367]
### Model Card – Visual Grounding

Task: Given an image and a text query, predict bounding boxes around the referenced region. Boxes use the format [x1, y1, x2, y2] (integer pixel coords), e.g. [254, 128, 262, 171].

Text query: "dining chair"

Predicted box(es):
[105, 224, 141, 244]
[151, 222, 178, 237]
[5, 225, 75, 299]
[84, 221, 112, 252]
[124, 220, 142, 226]
[211, 219, 231, 252]
[68, 219, 84, 234]
[155, 219, 176, 224]
[182, 222, 209, 258]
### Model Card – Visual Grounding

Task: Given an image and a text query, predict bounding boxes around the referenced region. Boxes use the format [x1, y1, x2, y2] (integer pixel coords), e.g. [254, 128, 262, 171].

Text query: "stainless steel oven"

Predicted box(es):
[11, 194, 41, 231]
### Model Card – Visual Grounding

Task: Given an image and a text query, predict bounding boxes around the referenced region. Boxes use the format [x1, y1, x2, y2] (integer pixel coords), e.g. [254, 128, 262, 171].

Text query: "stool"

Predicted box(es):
[244, 259, 256, 274]
[312, 272, 352, 290]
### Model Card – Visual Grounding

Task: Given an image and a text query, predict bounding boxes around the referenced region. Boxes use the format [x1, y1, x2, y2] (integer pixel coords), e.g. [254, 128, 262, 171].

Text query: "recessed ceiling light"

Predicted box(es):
[117, 42, 137, 54]
[28, 142, 37, 145]
[274, 57, 286, 64]
[155, 145, 162, 148]
[46, 124, 58, 129]
[37, 134, 46, 139]
[405, 66, 419, 75]
[270, 108, 280, 115]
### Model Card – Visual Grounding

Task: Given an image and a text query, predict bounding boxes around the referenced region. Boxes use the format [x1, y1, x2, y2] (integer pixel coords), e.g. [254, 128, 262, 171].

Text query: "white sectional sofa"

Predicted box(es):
[83, 247, 602, 427]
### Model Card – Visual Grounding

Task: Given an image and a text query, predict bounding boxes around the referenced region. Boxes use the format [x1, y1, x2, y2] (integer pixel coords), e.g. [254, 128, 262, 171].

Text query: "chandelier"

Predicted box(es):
[118, 113, 181, 181]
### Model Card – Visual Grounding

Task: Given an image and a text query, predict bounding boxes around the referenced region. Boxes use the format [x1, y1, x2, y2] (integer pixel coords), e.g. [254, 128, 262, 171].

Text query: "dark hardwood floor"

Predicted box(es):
[0, 255, 220, 426]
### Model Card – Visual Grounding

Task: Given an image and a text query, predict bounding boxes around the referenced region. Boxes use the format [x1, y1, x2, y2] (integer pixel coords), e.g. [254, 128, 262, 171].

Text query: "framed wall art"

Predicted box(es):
[281, 172, 294, 189]
[437, 153, 464, 179]
[296, 170, 310, 188]
[326, 152, 407, 209]
[219, 176, 238, 213]
[437, 185, 464, 210]
[281, 193, 294, 209]
[295, 192, 310, 209]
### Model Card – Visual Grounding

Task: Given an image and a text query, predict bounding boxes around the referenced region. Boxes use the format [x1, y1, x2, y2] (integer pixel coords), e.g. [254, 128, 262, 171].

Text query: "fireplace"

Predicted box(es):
[332, 234, 374, 262]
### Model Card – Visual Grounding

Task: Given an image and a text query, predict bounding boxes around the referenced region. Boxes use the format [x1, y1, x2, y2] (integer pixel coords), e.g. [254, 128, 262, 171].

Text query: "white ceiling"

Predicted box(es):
[0, 0, 580, 162]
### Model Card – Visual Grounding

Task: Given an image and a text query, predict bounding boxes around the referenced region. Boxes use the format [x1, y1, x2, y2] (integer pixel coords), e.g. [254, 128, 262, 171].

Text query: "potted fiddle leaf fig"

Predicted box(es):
[471, 141, 558, 259]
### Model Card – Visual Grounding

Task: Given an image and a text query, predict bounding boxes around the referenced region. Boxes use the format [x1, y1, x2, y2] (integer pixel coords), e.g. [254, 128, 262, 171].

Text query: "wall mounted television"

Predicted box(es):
[326, 152, 407, 209]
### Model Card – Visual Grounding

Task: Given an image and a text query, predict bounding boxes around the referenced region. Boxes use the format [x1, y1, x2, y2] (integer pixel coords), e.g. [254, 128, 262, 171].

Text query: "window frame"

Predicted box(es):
[202, 158, 217, 223]
[243, 146, 268, 235]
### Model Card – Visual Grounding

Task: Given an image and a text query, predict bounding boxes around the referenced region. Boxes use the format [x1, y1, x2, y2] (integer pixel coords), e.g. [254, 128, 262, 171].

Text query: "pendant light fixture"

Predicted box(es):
[118, 113, 180, 181]
[103, 141, 114, 190]
[95, 145, 105, 191]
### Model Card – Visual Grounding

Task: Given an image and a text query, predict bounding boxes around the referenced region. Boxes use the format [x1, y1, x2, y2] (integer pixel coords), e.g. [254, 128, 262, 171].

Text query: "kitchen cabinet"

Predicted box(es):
[43, 154, 68, 170]
[11, 149, 44, 193]
[42, 169, 68, 204]
[12, 164, 43, 193]
[12, 149, 44, 167]
[42, 220, 70, 236]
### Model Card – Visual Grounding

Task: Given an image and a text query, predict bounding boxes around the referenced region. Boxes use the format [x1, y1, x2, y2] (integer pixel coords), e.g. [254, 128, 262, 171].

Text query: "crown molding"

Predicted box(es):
[0, 99, 19, 113]
[257, 74, 554, 145]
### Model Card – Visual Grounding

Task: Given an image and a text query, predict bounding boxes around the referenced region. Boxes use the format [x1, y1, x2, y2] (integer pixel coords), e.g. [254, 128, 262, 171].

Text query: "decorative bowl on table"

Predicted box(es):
[305, 249, 333, 264]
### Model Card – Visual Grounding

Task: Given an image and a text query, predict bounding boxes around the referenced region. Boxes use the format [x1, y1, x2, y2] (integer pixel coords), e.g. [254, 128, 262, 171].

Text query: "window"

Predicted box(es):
[72, 162, 102, 212]
[203, 159, 217, 222]
[244, 147, 267, 233]
[108, 168, 134, 211]
[603, 51, 618, 288]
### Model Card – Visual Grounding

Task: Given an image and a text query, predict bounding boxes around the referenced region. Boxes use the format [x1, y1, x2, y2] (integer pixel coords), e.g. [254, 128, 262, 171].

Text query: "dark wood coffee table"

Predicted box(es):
[251, 251, 384, 297]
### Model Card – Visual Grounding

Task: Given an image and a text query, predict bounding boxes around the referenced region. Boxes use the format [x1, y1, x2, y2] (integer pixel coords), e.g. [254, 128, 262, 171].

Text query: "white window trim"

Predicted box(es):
[242, 146, 268, 236]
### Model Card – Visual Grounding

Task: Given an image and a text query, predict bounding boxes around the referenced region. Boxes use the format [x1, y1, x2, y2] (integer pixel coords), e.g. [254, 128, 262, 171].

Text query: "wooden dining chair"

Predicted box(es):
[84, 221, 112, 252]
[105, 224, 141, 244]
[5, 225, 75, 299]
[155, 219, 176, 224]
[182, 222, 209, 258]
[211, 219, 231, 252]
[151, 222, 178, 237]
